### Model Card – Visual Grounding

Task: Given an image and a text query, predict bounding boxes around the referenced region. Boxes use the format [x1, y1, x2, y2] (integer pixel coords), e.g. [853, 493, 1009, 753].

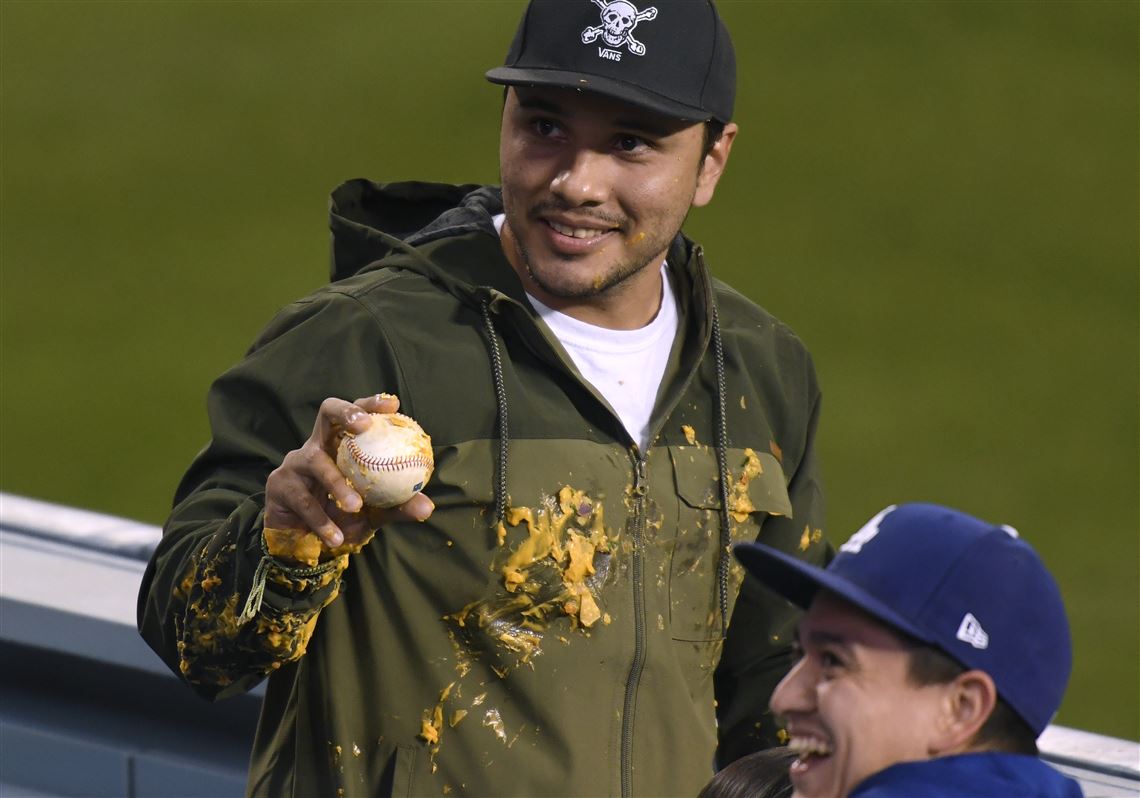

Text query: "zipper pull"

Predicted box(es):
[633, 457, 648, 497]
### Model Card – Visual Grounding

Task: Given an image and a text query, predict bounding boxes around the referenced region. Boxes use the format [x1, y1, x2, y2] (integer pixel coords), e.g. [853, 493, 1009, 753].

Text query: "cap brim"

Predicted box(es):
[733, 542, 936, 646]
[486, 66, 714, 122]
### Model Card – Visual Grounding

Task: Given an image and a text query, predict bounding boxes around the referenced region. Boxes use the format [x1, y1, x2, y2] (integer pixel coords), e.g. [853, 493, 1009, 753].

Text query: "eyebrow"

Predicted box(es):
[515, 95, 564, 115]
[796, 624, 852, 649]
[515, 94, 675, 139]
[807, 630, 850, 646]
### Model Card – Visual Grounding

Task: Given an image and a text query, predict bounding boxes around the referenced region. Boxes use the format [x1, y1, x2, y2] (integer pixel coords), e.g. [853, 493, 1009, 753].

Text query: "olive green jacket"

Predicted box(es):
[137, 180, 828, 798]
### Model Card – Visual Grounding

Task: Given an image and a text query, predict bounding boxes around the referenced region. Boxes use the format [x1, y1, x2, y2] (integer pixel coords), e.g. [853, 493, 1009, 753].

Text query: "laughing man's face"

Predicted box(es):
[770, 592, 950, 798]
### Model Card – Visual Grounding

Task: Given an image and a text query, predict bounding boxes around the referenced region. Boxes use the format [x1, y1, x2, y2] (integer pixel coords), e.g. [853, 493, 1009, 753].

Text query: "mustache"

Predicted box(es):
[530, 200, 625, 229]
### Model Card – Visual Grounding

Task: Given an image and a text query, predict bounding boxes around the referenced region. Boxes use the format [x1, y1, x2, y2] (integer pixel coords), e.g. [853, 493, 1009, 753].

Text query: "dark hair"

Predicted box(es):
[698, 748, 795, 798]
[907, 644, 1039, 755]
[702, 119, 726, 160]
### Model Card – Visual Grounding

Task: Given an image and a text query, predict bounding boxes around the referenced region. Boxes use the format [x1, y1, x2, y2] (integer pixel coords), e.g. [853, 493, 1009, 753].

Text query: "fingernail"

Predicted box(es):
[329, 530, 344, 547]
[347, 494, 362, 512]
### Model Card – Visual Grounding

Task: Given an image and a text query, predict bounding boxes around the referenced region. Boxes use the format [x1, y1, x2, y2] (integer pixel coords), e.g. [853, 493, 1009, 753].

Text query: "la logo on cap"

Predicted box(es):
[582, 0, 659, 60]
[957, 612, 990, 649]
[839, 505, 896, 554]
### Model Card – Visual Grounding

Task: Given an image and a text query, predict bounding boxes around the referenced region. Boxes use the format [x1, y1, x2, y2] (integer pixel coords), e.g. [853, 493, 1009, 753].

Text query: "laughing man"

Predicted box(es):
[735, 503, 1083, 798]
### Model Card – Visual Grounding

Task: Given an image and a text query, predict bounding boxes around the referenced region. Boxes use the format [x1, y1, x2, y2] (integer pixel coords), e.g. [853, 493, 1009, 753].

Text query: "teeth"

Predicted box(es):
[548, 220, 609, 239]
[788, 736, 832, 757]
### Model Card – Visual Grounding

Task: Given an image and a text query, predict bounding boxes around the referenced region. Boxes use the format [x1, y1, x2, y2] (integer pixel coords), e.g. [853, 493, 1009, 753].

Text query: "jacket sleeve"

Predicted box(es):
[137, 290, 399, 699]
[713, 381, 831, 766]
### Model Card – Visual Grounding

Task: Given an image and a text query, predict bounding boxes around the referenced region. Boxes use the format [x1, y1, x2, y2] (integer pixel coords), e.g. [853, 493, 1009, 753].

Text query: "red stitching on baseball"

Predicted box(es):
[345, 437, 431, 473]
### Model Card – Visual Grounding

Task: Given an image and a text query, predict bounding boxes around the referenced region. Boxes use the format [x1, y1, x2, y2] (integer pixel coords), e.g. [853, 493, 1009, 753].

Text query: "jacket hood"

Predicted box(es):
[329, 179, 503, 283]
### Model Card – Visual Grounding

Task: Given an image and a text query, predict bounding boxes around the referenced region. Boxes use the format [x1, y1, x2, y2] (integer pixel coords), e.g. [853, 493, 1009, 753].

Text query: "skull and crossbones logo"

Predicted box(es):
[581, 0, 658, 56]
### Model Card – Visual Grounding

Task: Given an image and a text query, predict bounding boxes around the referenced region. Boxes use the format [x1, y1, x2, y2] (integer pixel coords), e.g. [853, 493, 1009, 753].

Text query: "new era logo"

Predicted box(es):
[956, 613, 989, 649]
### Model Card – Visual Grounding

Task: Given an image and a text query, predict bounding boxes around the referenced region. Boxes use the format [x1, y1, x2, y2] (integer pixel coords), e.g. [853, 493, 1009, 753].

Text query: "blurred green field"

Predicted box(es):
[2, 1, 1135, 741]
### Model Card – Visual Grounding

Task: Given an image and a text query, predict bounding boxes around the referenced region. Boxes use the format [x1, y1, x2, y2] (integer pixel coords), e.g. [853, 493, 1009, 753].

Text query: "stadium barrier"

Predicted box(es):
[1, 492, 1136, 797]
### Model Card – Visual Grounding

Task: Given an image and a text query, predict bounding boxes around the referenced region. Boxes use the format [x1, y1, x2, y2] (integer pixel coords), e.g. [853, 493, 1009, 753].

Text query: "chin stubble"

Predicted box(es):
[519, 241, 652, 300]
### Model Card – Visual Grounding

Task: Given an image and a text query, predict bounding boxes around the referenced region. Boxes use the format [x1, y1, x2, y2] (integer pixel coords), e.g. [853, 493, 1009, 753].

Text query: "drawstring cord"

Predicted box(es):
[238, 549, 271, 626]
[238, 533, 341, 626]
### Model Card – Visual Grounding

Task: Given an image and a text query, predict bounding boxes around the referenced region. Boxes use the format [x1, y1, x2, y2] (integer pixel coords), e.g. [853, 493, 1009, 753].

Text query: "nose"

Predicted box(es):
[770, 656, 816, 717]
[549, 148, 610, 207]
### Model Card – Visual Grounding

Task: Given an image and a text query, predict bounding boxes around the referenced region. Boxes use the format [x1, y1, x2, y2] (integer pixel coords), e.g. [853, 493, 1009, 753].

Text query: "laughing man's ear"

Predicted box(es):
[693, 122, 737, 208]
[930, 669, 998, 756]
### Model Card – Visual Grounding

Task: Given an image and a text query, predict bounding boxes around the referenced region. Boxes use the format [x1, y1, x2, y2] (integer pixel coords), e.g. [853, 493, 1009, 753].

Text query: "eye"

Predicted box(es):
[530, 118, 563, 139]
[614, 134, 649, 153]
[819, 648, 845, 675]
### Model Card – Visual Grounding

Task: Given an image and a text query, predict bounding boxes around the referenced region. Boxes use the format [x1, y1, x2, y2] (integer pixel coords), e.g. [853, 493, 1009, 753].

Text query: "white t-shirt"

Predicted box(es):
[493, 214, 678, 450]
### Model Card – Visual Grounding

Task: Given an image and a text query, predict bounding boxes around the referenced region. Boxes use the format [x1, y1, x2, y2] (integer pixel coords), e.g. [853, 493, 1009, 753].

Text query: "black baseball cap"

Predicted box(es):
[486, 0, 736, 123]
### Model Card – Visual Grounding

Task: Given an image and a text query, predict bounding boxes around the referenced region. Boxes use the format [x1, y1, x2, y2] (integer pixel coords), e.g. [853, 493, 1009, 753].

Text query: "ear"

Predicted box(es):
[693, 122, 738, 207]
[929, 669, 998, 756]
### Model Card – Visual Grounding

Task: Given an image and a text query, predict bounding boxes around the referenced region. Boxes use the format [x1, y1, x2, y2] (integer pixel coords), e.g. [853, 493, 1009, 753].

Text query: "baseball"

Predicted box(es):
[336, 412, 434, 508]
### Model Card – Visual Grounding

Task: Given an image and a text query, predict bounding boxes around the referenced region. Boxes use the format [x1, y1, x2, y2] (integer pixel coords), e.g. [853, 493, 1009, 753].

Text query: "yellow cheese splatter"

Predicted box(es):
[729, 448, 764, 522]
[578, 591, 602, 627]
[799, 525, 823, 550]
[419, 704, 443, 745]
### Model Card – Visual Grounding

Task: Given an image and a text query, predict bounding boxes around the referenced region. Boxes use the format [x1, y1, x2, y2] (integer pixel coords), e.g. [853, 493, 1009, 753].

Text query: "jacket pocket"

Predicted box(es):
[380, 743, 417, 798]
[667, 445, 791, 642]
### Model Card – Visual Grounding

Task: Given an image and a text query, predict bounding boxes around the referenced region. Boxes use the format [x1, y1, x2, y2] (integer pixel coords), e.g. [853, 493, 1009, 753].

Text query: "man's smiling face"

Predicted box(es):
[770, 592, 951, 798]
[498, 86, 733, 327]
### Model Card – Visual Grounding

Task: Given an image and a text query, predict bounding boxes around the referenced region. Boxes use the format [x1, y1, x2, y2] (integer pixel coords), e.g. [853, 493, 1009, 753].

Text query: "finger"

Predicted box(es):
[278, 445, 363, 517]
[327, 503, 378, 549]
[401, 492, 435, 522]
[296, 445, 364, 516]
[367, 492, 435, 527]
[265, 468, 347, 547]
[334, 393, 400, 445]
[316, 396, 396, 446]
[354, 392, 400, 415]
[310, 396, 362, 446]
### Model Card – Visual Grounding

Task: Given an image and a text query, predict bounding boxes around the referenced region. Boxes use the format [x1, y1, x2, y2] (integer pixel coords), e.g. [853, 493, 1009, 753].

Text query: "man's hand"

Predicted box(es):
[265, 394, 434, 549]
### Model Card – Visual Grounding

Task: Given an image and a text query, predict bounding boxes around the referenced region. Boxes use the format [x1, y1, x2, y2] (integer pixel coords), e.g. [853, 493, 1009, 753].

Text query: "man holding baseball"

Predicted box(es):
[139, 2, 828, 796]
[735, 503, 1082, 797]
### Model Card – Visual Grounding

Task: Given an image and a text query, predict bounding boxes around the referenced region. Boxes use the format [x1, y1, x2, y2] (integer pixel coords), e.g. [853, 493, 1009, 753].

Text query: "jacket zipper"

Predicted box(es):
[620, 452, 649, 798]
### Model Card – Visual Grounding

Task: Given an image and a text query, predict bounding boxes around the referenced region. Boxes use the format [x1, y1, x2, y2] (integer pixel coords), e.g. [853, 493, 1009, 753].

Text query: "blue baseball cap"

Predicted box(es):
[734, 503, 1072, 736]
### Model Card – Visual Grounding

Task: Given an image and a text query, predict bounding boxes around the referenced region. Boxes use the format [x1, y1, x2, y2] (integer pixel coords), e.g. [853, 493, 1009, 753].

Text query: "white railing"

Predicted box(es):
[1, 491, 1137, 796]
